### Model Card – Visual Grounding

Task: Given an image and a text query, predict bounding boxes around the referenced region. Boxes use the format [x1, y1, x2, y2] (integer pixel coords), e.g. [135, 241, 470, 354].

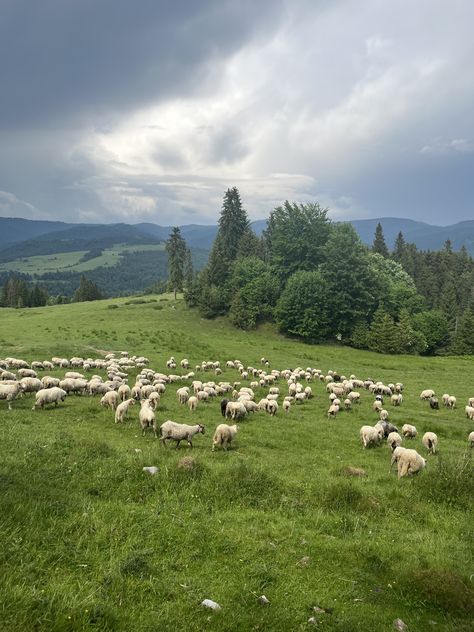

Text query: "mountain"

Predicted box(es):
[0, 217, 74, 249]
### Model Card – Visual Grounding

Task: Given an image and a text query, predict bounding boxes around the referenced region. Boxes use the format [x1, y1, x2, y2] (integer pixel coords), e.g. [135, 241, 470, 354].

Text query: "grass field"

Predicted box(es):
[0, 244, 165, 275]
[0, 296, 473, 631]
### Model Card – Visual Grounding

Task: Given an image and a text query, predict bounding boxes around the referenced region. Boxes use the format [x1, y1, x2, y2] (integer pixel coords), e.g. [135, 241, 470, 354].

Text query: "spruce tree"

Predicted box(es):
[392, 231, 406, 262]
[165, 227, 187, 299]
[450, 308, 474, 354]
[73, 276, 103, 302]
[183, 248, 194, 289]
[372, 222, 389, 258]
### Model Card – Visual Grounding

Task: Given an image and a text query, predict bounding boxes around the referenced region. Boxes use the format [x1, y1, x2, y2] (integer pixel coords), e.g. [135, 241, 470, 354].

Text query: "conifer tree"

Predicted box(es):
[372, 222, 389, 258]
[165, 227, 187, 299]
[392, 231, 406, 262]
[369, 308, 399, 353]
[73, 276, 103, 302]
[183, 248, 194, 289]
[450, 308, 474, 354]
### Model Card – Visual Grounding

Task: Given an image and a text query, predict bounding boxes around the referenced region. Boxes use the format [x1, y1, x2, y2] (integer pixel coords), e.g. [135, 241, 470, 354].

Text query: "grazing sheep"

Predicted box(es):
[212, 424, 238, 451]
[148, 391, 160, 409]
[266, 400, 278, 416]
[360, 424, 384, 448]
[387, 431, 402, 452]
[372, 400, 383, 412]
[114, 398, 136, 423]
[295, 392, 306, 404]
[379, 409, 389, 421]
[469, 431, 474, 448]
[378, 420, 399, 437]
[32, 387, 67, 410]
[344, 398, 352, 410]
[327, 404, 339, 419]
[465, 406, 474, 420]
[347, 391, 360, 403]
[100, 390, 120, 411]
[41, 376, 60, 389]
[422, 432, 438, 454]
[0, 382, 25, 410]
[242, 399, 258, 413]
[159, 420, 205, 448]
[176, 387, 190, 405]
[220, 398, 229, 417]
[468, 397, 474, 408]
[188, 396, 198, 412]
[402, 424, 417, 438]
[429, 397, 439, 410]
[420, 389, 435, 400]
[197, 390, 209, 402]
[391, 394, 403, 406]
[392, 447, 426, 479]
[117, 384, 131, 401]
[283, 399, 291, 413]
[442, 393, 450, 407]
[19, 377, 42, 393]
[447, 396, 456, 409]
[139, 399, 157, 437]
[225, 401, 247, 420]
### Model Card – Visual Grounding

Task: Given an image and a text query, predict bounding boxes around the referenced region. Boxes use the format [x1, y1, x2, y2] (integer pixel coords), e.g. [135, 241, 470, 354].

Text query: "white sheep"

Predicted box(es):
[327, 404, 340, 419]
[391, 394, 403, 406]
[1, 382, 24, 410]
[188, 396, 198, 412]
[283, 400, 291, 413]
[176, 387, 190, 405]
[468, 397, 474, 408]
[344, 398, 352, 410]
[420, 389, 435, 400]
[360, 424, 384, 448]
[447, 396, 456, 409]
[402, 424, 417, 438]
[372, 400, 383, 412]
[114, 398, 136, 423]
[465, 406, 474, 420]
[226, 401, 247, 420]
[422, 432, 438, 454]
[32, 387, 67, 410]
[212, 424, 238, 451]
[469, 431, 474, 448]
[19, 377, 42, 393]
[266, 400, 278, 416]
[387, 431, 402, 452]
[41, 376, 60, 389]
[139, 399, 157, 437]
[295, 392, 306, 403]
[159, 420, 205, 448]
[379, 409, 389, 421]
[100, 391, 120, 411]
[391, 447, 426, 479]
[442, 393, 450, 406]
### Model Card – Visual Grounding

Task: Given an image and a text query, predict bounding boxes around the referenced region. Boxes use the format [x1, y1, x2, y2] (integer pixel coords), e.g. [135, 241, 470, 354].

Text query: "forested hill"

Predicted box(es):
[1, 216, 474, 256]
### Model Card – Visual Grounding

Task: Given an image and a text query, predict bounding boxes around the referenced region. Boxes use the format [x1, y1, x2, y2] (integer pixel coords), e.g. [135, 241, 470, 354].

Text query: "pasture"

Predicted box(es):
[0, 295, 473, 631]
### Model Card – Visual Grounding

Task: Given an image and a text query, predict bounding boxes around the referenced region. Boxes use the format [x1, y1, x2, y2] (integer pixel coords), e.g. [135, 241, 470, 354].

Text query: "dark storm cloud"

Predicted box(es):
[0, 0, 284, 128]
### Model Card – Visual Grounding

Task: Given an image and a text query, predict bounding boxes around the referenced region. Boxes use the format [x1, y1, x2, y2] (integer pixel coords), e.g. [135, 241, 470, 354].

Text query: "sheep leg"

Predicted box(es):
[187, 440, 193, 448]
[398, 461, 409, 479]
[175, 440, 181, 449]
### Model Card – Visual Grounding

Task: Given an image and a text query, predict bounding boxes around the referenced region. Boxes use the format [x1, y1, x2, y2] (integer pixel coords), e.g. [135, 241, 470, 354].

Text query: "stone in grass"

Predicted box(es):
[258, 595, 270, 605]
[393, 619, 408, 631]
[142, 466, 159, 475]
[177, 456, 196, 471]
[201, 599, 221, 611]
[341, 466, 366, 477]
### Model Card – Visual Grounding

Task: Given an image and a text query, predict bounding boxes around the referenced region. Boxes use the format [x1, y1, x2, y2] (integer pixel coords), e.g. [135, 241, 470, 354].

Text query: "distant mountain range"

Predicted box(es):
[1, 216, 474, 260]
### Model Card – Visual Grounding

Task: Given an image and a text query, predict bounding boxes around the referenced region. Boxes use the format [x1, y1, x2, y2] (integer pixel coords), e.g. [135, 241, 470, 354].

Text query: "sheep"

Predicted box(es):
[212, 424, 238, 451]
[220, 398, 229, 417]
[100, 390, 120, 411]
[391, 394, 403, 406]
[392, 447, 426, 479]
[469, 431, 474, 448]
[347, 391, 360, 403]
[420, 389, 435, 400]
[266, 400, 278, 416]
[242, 399, 258, 413]
[159, 420, 205, 448]
[188, 396, 198, 412]
[387, 431, 402, 451]
[379, 409, 389, 421]
[19, 377, 42, 393]
[176, 387, 190, 405]
[468, 397, 474, 408]
[344, 398, 352, 410]
[378, 420, 399, 437]
[442, 393, 450, 407]
[148, 391, 160, 409]
[65, 371, 85, 380]
[295, 392, 306, 404]
[226, 401, 247, 420]
[32, 387, 67, 410]
[1, 382, 24, 410]
[41, 376, 60, 389]
[257, 398, 269, 411]
[139, 399, 157, 437]
[114, 398, 136, 423]
[372, 400, 383, 412]
[327, 404, 340, 419]
[18, 368, 37, 378]
[465, 406, 474, 420]
[304, 386, 313, 399]
[429, 397, 439, 410]
[360, 424, 384, 448]
[422, 432, 438, 455]
[283, 399, 291, 413]
[402, 424, 417, 438]
[447, 396, 456, 409]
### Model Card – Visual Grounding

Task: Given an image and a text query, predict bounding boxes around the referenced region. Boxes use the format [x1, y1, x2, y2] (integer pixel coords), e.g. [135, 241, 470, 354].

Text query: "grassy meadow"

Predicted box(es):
[0, 295, 473, 631]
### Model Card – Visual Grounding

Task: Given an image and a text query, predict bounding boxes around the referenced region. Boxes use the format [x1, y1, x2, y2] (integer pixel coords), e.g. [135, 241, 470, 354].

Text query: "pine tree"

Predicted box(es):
[183, 248, 194, 289]
[73, 276, 103, 302]
[165, 227, 187, 299]
[372, 222, 389, 258]
[369, 308, 399, 354]
[392, 231, 406, 262]
[450, 308, 474, 354]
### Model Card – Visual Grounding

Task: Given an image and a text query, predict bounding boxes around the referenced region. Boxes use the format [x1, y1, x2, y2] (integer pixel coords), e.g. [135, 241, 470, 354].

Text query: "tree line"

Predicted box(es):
[179, 188, 473, 355]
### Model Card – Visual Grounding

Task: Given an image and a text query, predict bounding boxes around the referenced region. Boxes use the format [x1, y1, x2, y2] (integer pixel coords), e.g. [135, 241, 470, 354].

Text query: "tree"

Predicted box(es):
[73, 276, 103, 302]
[275, 270, 331, 341]
[412, 310, 450, 354]
[165, 227, 187, 299]
[368, 308, 399, 354]
[450, 308, 474, 354]
[372, 222, 389, 258]
[396, 309, 426, 354]
[263, 201, 331, 281]
[183, 248, 194, 289]
[392, 231, 406, 263]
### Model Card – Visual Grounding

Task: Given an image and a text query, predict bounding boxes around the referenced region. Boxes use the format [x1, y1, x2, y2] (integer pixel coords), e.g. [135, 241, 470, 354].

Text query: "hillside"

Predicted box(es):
[0, 297, 473, 631]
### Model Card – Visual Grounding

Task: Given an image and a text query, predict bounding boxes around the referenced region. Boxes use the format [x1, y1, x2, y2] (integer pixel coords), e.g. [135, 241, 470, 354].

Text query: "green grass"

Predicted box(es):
[0, 296, 473, 631]
[0, 244, 165, 275]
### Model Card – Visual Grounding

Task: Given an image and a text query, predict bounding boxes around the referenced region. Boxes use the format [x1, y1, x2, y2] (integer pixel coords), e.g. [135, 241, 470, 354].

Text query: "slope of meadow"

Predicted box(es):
[0, 296, 473, 631]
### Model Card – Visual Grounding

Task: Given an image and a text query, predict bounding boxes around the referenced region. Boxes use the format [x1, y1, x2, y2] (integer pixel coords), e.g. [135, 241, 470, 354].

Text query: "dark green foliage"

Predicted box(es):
[450, 308, 474, 354]
[73, 275, 104, 302]
[368, 309, 399, 354]
[165, 227, 187, 299]
[275, 270, 331, 341]
[396, 309, 427, 354]
[350, 321, 370, 349]
[372, 222, 389, 257]
[229, 263, 280, 330]
[0, 276, 48, 307]
[414, 452, 473, 509]
[263, 200, 331, 281]
[412, 310, 450, 354]
[183, 247, 194, 289]
[407, 568, 474, 614]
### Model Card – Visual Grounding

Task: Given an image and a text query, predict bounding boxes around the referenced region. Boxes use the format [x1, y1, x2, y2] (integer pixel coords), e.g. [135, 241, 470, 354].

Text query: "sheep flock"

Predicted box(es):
[1, 353, 473, 482]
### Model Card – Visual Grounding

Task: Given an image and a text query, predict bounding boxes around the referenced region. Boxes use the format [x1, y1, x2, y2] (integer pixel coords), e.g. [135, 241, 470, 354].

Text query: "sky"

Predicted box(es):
[0, 0, 473, 226]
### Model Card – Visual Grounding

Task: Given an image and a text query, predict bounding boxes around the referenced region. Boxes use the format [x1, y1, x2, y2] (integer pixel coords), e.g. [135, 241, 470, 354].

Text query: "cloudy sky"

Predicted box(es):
[1, 0, 473, 226]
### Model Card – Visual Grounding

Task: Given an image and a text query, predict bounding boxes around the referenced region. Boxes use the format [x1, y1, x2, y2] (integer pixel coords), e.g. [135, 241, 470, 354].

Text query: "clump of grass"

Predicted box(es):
[120, 552, 154, 578]
[415, 452, 473, 508]
[107, 304, 119, 309]
[407, 568, 474, 614]
[152, 304, 164, 310]
[323, 481, 364, 510]
[212, 462, 284, 510]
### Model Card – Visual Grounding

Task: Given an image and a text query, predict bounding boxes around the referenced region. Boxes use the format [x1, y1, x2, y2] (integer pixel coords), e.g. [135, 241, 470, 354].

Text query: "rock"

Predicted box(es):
[307, 616, 318, 625]
[142, 466, 158, 475]
[393, 618, 408, 631]
[201, 599, 221, 611]
[258, 595, 270, 605]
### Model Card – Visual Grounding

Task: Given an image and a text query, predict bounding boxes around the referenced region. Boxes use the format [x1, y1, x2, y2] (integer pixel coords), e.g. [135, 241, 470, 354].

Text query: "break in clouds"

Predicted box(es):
[0, 0, 473, 225]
